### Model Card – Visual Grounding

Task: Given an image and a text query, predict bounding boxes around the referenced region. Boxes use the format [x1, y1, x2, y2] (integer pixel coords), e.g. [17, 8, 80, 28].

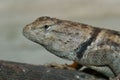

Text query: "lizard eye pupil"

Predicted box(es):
[44, 25, 49, 30]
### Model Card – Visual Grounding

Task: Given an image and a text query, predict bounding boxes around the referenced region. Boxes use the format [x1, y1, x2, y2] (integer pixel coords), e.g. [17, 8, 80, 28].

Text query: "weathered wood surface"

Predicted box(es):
[0, 60, 107, 80]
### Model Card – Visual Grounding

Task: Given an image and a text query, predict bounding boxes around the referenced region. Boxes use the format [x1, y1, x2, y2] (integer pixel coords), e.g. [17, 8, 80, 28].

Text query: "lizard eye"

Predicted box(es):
[44, 25, 49, 30]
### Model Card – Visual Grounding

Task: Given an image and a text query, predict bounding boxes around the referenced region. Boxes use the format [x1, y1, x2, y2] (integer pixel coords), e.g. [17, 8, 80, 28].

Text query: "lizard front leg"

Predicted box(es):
[108, 52, 120, 79]
[76, 49, 117, 78]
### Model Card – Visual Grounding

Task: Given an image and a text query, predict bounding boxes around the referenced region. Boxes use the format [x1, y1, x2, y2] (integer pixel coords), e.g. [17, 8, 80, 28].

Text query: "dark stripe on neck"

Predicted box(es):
[76, 28, 101, 58]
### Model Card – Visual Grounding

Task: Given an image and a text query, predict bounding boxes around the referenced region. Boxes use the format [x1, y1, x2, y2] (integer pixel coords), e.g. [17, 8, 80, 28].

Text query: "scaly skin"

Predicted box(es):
[23, 16, 120, 78]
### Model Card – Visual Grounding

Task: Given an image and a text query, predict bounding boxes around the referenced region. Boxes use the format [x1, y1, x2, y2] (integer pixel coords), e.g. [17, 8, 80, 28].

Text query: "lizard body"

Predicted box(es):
[23, 16, 120, 78]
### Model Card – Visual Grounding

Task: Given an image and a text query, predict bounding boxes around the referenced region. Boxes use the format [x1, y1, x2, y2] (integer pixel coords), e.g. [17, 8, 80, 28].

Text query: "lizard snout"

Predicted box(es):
[23, 25, 32, 34]
[23, 25, 32, 38]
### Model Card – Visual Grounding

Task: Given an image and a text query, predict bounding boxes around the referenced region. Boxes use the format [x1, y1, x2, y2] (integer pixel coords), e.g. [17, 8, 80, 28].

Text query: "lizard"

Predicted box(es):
[23, 16, 120, 78]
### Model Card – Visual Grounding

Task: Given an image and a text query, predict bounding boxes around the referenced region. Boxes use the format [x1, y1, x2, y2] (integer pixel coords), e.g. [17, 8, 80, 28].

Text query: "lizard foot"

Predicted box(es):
[44, 63, 75, 70]
[44, 61, 82, 70]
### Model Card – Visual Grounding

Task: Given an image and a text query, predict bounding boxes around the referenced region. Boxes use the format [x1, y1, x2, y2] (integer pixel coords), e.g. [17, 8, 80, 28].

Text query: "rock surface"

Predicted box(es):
[0, 60, 106, 80]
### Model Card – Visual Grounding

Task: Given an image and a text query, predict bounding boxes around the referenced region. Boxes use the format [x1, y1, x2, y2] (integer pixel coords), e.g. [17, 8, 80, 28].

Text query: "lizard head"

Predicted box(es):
[23, 16, 92, 60]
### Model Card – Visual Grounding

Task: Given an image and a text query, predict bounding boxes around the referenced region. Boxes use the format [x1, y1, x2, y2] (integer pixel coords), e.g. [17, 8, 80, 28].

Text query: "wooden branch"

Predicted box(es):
[0, 60, 106, 80]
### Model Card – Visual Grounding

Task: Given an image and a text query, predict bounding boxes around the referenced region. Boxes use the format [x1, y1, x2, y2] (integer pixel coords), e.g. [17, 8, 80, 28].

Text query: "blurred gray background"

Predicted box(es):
[0, 0, 120, 65]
